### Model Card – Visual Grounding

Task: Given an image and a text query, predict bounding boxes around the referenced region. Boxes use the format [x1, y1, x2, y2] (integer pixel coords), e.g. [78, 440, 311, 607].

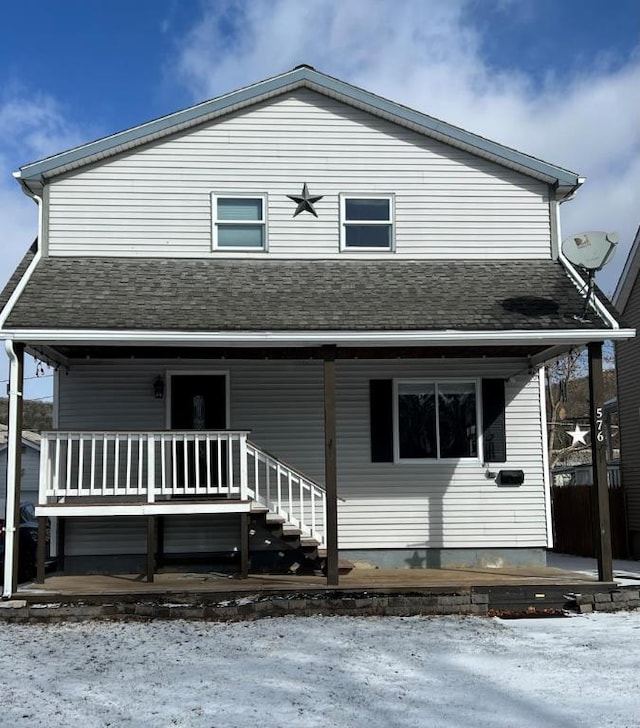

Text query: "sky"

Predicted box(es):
[0, 0, 639, 401]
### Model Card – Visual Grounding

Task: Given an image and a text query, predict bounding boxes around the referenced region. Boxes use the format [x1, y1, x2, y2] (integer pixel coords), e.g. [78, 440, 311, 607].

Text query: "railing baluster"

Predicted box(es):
[288, 472, 293, 521]
[299, 477, 304, 527]
[77, 434, 85, 493]
[217, 437, 222, 491]
[253, 448, 259, 501]
[205, 435, 212, 492]
[53, 434, 61, 495]
[138, 436, 144, 492]
[276, 463, 282, 513]
[172, 435, 178, 492]
[126, 435, 132, 493]
[182, 434, 189, 494]
[194, 433, 201, 493]
[147, 434, 155, 503]
[114, 434, 120, 494]
[65, 434, 73, 494]
[161, 436, 167, 493]
[265, 456, 271, 508]
[311, 482, 316, 538]
[228, 435, 234, 494]
[90, 435, 96, 495]
[102, 434, 108, 494]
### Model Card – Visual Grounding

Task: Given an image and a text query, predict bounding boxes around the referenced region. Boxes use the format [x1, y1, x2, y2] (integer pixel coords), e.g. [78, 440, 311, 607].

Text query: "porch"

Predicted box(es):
[34, 428, 328, 583]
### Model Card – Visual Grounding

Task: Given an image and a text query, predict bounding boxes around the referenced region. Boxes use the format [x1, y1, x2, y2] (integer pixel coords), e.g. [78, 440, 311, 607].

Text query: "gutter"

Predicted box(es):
[0, 327, 635, 346]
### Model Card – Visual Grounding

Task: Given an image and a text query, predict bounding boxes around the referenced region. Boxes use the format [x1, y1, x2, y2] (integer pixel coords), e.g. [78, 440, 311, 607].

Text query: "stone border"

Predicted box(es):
[572, 588, 640, 614]
[0, 586, 636, 622]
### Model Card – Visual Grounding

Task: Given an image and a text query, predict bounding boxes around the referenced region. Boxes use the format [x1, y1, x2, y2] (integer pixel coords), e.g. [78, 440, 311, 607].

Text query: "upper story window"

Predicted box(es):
[212, 193, 267, 250]
[340, 194, 394, 251]
[395, 380, 479, 461]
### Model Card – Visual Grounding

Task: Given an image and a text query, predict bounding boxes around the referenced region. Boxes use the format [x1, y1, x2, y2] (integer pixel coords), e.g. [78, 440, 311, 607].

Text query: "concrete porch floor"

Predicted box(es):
[18, 562, 608, 599]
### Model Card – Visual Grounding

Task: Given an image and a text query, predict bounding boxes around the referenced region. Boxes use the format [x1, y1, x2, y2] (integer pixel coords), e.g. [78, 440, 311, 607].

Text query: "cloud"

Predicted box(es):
[0, 89, 89, 287]
[171, 0, 639, 294]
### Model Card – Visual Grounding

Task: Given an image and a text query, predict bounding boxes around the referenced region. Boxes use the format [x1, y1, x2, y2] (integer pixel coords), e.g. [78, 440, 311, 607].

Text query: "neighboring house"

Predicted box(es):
[0, 65, 632, 592]
[613, 225, 640, 557]
[0, 424, 40, 512]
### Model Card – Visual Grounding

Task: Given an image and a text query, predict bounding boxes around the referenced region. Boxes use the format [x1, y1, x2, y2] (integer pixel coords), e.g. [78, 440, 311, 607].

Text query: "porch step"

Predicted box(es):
[264, 513, 286, 526]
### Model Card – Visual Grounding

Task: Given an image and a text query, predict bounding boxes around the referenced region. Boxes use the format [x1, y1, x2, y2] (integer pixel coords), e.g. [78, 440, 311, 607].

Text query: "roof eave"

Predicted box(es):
[1, 327, 633, 347]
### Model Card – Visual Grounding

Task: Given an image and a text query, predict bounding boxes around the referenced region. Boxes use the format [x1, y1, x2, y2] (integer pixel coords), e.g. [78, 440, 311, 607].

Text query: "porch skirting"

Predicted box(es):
[341, 547, 547, 569]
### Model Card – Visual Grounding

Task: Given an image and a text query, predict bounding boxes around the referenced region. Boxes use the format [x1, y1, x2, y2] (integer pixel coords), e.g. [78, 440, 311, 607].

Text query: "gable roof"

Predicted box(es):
[2, 256, 611, 335]
[613, 224, 640, 313]
[0, 424, 41, 452]
[14, 65, 581, 197]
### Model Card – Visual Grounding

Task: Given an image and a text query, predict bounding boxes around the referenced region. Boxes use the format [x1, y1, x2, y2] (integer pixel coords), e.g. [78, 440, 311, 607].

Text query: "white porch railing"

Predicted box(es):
[246, 441, 326, 546]
[38, 430, 326, 546]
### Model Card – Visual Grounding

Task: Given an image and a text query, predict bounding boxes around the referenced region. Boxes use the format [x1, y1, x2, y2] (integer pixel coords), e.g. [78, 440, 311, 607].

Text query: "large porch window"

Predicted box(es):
[395, 380, 479, 461]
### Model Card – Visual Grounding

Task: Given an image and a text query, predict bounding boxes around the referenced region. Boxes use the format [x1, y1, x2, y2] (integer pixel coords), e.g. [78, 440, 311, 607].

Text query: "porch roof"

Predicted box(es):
[0, 256, 618, 334]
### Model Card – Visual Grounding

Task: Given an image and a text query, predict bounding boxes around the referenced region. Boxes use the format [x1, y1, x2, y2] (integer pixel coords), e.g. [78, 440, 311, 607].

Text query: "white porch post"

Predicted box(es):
[3, 341, 25, 598]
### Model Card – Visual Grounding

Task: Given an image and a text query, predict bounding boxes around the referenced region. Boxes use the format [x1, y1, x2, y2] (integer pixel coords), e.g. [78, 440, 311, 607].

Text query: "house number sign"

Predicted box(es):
[595, 407, 605, 443]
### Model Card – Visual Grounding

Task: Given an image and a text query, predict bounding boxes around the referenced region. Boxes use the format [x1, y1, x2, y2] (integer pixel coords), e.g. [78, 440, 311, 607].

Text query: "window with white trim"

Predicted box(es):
[395, 380, 478, 460]
[340, 195, 394, 250]
[212, 194, 267, 250]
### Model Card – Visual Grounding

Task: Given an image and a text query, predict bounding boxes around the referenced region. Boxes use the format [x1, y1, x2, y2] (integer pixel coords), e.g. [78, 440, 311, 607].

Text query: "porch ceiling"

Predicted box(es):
[37, 343, 551, 361]
[3, 257, 614, 333]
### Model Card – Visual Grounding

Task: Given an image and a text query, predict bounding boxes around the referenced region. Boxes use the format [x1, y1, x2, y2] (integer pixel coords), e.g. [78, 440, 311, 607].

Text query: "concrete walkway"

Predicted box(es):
[547, 553, 640, 586]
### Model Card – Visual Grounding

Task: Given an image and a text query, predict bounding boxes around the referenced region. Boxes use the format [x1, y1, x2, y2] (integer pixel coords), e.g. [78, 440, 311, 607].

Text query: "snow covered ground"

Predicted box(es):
[0, 612, 638, 727]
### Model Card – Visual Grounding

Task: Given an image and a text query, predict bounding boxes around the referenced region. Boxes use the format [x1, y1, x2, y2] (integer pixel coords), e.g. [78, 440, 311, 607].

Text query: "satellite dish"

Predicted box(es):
[561, 231, 618, 322]
[562, 231, 618, 271]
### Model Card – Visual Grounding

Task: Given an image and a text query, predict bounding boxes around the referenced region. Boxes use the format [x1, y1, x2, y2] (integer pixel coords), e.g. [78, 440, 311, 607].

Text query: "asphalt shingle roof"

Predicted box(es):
[3, 257, 609, 332]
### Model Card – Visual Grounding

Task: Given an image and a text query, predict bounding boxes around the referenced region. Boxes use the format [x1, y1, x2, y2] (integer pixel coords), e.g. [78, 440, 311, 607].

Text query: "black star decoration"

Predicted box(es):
[287, 182, 323, 218]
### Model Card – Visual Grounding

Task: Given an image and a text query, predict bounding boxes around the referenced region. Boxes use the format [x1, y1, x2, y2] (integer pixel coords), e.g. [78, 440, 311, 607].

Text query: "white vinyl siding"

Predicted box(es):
[47, 89, 552, 259]
[56, 357, 548, 554]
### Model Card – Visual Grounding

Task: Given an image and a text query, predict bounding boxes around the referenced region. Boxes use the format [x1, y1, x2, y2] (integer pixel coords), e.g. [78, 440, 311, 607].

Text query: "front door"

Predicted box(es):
[170, 374, 228, 488]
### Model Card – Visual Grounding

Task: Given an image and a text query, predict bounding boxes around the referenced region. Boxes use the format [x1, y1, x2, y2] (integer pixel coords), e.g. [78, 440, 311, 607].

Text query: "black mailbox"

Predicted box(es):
[496, 469, 525, 486]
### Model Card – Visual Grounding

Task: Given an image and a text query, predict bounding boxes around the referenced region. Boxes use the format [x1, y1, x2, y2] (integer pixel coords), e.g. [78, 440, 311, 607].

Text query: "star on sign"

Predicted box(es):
[287, 182, 323, 217]
[568, 424, 589, 446]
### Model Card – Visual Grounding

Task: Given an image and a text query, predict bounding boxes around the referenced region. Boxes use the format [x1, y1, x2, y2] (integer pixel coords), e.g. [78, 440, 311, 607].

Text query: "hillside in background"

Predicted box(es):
[0, 398, 53, 432]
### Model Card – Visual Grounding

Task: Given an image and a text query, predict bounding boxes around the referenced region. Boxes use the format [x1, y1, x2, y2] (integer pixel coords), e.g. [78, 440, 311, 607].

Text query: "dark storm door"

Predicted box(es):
[170, 374, 228, 489]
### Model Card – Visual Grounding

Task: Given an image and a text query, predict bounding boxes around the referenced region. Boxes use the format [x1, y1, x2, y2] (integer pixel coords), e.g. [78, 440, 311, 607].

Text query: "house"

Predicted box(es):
[613, 225, 640, 557]
[0, 65, 632, 596]
[0, 424, 41, 512]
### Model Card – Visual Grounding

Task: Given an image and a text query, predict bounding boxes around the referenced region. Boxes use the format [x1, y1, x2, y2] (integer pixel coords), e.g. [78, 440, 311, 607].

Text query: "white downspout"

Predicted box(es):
[2, 340, 22, 598]
[1, 187, 42, 597]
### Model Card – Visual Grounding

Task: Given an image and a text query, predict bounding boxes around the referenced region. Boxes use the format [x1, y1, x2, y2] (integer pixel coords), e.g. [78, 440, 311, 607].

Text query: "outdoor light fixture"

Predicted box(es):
[153, 376, 165, 400]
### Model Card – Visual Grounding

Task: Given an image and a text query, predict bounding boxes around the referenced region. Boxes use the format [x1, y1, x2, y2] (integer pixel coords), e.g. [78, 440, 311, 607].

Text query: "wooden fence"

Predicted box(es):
[551, 485, 628, 558]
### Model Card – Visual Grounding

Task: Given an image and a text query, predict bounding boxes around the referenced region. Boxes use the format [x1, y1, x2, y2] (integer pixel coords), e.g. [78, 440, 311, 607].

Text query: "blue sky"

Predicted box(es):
[1, 0, 639, 401]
